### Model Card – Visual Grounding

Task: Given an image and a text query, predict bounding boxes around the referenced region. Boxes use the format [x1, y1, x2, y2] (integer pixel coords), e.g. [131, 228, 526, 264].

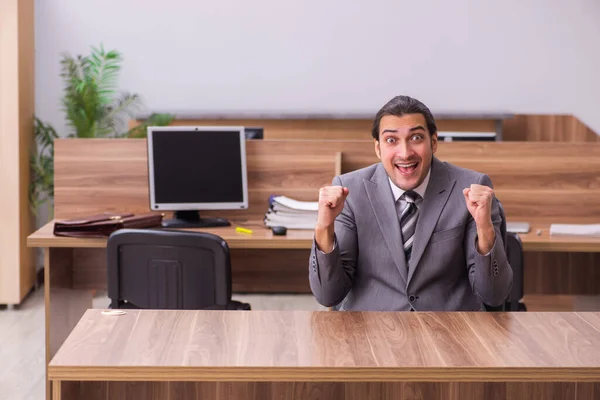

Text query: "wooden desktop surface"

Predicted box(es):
[49, 309, 600, 382]
[27, 219, 314, 249]
[48, 310, 600, 400]
[28, 219, 600, 253]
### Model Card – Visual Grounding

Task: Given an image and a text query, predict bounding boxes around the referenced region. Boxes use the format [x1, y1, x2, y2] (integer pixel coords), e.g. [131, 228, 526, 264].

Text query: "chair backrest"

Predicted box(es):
[107, 229, 233, 309]
[505, 231, 524, 310]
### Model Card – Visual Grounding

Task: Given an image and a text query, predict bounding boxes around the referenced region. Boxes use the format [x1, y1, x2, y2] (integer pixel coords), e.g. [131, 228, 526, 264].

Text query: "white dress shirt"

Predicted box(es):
[389, 167, 431, 212]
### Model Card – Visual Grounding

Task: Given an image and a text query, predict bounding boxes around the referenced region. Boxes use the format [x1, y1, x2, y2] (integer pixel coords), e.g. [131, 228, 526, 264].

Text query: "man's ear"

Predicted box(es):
[374, 138, 381, 160]
[431, 132, 438, 154]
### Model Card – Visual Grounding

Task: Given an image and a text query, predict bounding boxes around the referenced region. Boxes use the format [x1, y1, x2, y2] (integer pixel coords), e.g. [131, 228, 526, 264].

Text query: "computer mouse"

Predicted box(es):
[271, 226, 287, 236]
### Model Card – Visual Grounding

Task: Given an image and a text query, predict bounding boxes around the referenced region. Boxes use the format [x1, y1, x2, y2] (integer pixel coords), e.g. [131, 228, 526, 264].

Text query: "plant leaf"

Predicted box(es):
[30, 116, 57, 213]
[126, 113, 175, 138]
[89, 44, 123, 106]
[101, 92, 144, 136]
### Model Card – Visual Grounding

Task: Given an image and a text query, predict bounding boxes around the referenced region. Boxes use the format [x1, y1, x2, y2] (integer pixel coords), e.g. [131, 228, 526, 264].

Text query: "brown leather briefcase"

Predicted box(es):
[53, 212, 164, 238]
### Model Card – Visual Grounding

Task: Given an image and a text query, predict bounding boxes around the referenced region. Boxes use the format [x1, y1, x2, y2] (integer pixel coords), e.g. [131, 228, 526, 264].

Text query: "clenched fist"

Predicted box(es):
[316, 185, 349, 229]
[463, 184, 494, 227]
[463, 184, 496, 254]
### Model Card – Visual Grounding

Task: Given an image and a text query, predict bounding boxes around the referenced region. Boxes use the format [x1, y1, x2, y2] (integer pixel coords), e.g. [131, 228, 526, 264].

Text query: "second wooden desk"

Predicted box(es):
[49, 310, 600, 400]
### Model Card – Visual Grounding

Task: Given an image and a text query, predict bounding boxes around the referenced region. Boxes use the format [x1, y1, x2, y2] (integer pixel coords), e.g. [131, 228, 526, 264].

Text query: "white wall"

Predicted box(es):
[35, 0, 600, 134]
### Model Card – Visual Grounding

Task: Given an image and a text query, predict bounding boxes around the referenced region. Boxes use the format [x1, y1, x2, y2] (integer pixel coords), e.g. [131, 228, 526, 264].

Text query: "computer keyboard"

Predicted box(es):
[506, 222, 531, 233]
[550, 224, 600, 236]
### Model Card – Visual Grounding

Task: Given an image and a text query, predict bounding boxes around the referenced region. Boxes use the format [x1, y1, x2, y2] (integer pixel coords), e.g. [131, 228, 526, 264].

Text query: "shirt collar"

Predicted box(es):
[388, 166, 431, 202]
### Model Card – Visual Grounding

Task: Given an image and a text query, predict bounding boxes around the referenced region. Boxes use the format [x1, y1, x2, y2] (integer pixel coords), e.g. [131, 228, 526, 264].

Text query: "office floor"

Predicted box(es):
[2, 288, 600, 400]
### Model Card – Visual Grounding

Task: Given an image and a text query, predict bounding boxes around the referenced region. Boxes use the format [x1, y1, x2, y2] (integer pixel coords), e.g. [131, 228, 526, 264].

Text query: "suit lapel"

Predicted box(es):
[364, 163, 408, 285]
[407, 157, 456, 284]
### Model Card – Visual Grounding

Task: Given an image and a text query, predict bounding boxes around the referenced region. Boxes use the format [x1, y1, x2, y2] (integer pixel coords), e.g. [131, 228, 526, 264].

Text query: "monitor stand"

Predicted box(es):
[161, 210, 231, 229]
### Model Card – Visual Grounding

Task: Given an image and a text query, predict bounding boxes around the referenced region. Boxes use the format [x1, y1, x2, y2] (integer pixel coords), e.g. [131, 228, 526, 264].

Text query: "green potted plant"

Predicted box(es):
[30, 44, 174, 216]
[29, 117, 58, 215]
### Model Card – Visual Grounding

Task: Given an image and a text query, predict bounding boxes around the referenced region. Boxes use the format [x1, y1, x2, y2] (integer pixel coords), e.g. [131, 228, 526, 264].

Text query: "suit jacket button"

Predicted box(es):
[409, 295, 416, 302]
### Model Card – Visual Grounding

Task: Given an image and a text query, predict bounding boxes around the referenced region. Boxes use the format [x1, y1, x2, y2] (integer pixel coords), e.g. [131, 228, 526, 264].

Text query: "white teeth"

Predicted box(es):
[396, 163, 416, 168]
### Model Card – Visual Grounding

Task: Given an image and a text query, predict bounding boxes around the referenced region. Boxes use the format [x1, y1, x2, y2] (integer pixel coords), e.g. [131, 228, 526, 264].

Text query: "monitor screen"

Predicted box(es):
[437, 131, 497, 142]
[147, 126, 248, 212]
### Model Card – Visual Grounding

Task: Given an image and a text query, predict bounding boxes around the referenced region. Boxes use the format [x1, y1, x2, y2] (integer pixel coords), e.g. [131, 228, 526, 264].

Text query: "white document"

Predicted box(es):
[264, 209, 317, 230]
[265, 196, 318, 229]
[272, 195, 319, 212]
[549, 224, 600, 237]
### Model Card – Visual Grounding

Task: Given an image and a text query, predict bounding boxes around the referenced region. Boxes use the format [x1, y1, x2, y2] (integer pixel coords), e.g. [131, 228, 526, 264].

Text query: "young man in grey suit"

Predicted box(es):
[309, 95, 513, 311]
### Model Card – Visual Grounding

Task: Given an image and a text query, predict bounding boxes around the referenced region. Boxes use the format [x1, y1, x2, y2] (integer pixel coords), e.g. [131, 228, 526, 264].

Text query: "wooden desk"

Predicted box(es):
[27, 219, 315, 249]
[28, 219, 600, 252]
[519, 223, 600, 253]
[43, 138, 600, 296]
[49, 309, 600, 400]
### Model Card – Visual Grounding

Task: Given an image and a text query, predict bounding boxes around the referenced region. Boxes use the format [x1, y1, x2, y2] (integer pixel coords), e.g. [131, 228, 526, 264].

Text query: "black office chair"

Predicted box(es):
[106, 229, 250, 310]
[505, 231, 526, 311]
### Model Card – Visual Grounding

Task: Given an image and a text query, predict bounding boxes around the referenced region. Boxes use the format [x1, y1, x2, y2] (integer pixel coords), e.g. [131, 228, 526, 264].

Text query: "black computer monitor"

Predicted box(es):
[437, 131, 497, 142]
[147, 126, 249, 228]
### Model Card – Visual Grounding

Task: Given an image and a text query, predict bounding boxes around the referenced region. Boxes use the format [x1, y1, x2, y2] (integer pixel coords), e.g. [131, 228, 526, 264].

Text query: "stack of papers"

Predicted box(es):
[549, 224, 600, 237]
[264, 195, 318, 230]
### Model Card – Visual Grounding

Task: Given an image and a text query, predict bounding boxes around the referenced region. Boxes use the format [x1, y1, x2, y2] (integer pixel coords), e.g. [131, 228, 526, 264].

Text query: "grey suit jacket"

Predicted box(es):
[309, 157, 513, 311]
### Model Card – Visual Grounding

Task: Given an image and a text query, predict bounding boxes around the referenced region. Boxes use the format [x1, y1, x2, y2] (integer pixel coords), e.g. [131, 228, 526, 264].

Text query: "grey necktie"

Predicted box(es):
[399, 191, 419, 262]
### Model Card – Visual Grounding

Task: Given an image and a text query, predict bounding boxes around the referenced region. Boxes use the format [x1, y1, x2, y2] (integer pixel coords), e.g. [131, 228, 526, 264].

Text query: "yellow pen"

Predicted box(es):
[236, 226, 253, 235]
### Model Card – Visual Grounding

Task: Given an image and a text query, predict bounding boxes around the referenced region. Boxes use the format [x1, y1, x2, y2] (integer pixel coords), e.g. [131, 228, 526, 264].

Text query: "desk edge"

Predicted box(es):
[47, 366, 600, 382]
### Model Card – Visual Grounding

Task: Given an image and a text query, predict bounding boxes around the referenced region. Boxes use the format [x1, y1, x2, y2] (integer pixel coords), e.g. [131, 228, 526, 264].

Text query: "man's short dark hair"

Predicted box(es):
[371, 95, 438, 140]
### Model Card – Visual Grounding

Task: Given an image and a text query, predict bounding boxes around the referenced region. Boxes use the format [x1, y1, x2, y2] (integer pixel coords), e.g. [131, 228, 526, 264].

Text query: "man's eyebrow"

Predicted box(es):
[382, 126, 425, 135]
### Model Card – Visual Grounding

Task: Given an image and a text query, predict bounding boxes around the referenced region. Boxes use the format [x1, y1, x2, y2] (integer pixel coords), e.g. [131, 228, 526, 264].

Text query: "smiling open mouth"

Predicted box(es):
[395, 162, 418, 174]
